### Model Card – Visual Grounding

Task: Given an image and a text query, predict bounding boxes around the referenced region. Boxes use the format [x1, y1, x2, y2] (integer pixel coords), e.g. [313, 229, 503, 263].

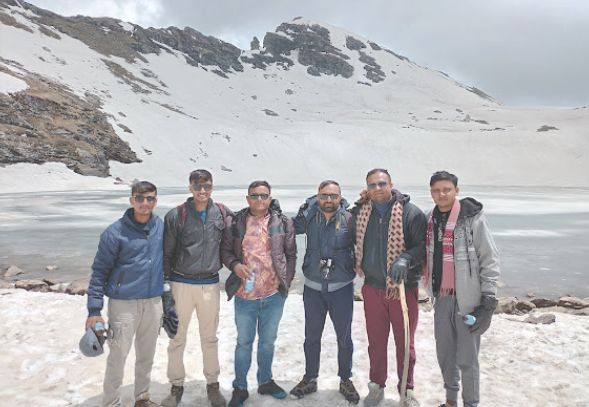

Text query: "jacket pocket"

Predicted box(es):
[114, 272, 125, 295]
[213, 219, 224, 241]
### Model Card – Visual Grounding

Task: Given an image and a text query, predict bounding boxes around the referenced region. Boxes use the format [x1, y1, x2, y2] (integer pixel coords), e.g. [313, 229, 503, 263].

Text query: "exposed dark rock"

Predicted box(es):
[43, 278, 60, 285]
[250, 36, 260, 50]
[4, 265, 23, 277]
[65, 277, 90, 296]
[15, 279, 49, 292]
[531, 298, 557, 308]
[557, 297, 589, 309]
[0, 64, 140, 176]
[523, 314, 556, 325]
[368, 41, 382, 51]
[346, 36, 366, 50]
[262, 109, 279, 116]
[495, 297, 517, 314]
[537, 125, 559, 132]
[515, 300, 536, 313]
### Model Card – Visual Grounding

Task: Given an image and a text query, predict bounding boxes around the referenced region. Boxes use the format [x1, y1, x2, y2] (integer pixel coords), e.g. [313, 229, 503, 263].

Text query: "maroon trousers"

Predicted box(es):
[362, 284, 419, 391]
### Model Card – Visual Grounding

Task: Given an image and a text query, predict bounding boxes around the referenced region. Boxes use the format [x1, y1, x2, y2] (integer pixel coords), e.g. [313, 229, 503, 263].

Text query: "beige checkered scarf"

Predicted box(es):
[355, 200, 406, 299]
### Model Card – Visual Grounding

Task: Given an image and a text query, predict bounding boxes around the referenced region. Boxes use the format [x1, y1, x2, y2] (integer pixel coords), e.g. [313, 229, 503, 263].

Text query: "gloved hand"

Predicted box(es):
[162, 290, 175, 315]
[469, 295, 498, 335]
[388, 257, 410, 284]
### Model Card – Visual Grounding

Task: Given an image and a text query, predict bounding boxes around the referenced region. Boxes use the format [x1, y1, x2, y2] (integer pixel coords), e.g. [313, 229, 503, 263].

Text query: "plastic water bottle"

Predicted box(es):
[245, 268, 256, 293]
[462, 314, 476, 325]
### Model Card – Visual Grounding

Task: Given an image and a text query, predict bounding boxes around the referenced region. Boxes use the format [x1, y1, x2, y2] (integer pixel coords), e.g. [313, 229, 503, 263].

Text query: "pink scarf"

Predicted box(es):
[425, 199, 460, 297]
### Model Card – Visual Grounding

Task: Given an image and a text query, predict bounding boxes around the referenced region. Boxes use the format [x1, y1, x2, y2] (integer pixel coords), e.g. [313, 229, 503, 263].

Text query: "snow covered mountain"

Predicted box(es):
[1, 0, 587, 192]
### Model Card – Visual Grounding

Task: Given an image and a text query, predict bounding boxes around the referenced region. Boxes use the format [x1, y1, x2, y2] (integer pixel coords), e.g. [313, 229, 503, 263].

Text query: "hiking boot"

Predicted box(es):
[134, 400, 162, 407]
[289, 375, 317, 400]
[403, 389, 420, 407]
[161, 385, 183, 407]
[339, 378, 360, 404]
[207, 382, 227, 407]
[257, 379, 287, 399]
[364, 382, 384, 407]
[228, 387, 249, 407]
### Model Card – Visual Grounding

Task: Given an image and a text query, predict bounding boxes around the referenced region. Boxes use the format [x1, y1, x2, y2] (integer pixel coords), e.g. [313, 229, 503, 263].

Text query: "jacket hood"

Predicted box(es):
[458, 197, 483, 219]
[392, 189, 410, 204]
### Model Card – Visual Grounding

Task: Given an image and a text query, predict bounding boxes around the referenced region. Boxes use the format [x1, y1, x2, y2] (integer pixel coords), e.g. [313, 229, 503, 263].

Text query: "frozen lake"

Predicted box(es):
[1, 185, 588, 299]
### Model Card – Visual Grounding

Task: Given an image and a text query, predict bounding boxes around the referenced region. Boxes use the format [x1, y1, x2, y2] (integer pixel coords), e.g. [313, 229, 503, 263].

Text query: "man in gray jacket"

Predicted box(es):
[423, 171, 500, 407]
[161, 169, 231, 407]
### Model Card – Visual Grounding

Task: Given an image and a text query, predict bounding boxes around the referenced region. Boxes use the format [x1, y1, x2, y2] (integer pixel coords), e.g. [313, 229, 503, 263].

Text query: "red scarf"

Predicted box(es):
[425, 199, 460, 297]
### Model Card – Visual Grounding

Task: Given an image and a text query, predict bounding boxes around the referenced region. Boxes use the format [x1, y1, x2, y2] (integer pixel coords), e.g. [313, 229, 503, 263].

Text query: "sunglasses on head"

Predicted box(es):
[192, 183, 213, 191]
[249, 193, 270, 200]
[367, 182, 389, 190]
[133, 195, 156, 203]
[319, 193, 340, 200]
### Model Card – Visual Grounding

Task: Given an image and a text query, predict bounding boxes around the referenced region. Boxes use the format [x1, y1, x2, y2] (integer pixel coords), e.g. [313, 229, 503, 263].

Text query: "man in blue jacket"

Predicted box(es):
[289, 180, 360, 404]
[86, 181, 164, 407]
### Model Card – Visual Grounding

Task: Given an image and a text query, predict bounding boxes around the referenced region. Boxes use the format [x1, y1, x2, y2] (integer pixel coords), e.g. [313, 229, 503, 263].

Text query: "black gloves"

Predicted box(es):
[388, 257, 410, 284]
[162, 290, 175, 315]
[469, 295, 498, 335]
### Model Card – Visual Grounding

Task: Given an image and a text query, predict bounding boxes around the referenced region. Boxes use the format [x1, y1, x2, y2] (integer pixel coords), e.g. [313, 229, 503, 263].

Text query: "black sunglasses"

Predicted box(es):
[249, 193, 270, 200]
[192, 183, 213, 191]
[367, 182, 389, 190]
[319, 193, 340, 200]
[133, 195, 156, 203]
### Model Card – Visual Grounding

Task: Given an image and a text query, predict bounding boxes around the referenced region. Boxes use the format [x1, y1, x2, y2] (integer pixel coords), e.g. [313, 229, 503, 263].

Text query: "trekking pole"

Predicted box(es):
[399, 280, 410, 407]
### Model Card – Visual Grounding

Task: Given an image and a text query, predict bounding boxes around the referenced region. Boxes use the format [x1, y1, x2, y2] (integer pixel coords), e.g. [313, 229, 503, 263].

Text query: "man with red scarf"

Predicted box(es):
[424, 171, 500, 407]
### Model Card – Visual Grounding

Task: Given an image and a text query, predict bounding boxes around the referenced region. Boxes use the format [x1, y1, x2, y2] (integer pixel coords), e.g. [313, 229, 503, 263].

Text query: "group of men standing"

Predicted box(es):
[86, 168, 500, 407]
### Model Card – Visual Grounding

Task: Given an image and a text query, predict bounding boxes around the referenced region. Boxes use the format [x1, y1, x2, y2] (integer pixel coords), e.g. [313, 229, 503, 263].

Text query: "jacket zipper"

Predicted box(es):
[147, 233, 152, 298]
[115, 272, 124, 295]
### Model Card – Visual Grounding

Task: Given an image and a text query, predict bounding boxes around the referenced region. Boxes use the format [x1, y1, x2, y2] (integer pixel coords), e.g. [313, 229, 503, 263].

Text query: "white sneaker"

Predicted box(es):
[364, 382, 384, 407]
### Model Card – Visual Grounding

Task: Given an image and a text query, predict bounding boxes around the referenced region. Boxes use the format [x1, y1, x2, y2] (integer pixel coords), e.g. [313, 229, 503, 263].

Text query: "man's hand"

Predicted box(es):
[354, 189, 369, 205]
[388, 257, 409, 284]
[162, 291, 175, 314]
[85, 316, 106, 335]
[469, 296, 499, 335]
[355, 267, 365, 278]
[234, 264, 253, 279]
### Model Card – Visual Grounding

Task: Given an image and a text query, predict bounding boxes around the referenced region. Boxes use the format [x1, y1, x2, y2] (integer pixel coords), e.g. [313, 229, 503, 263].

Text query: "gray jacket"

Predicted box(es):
[425, 197, 500, 315]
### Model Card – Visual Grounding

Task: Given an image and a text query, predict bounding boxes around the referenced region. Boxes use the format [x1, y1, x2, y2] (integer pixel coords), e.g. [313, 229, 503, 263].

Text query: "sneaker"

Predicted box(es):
[289, 375, 318, 400]
[364, 382, 384, 407]
[257, 379, 287, 399]
[161, 385, 183, 407]
[228, 387, 249, 407]
[134, 400, 162, 407]
[403, 389, 420, 407]
[207, 382, 227, 407]
[339, 378, 360, 404]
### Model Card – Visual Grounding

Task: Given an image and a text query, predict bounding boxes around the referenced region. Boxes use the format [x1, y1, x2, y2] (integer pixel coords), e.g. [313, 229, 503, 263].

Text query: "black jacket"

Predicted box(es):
[351, 189, 427, 290]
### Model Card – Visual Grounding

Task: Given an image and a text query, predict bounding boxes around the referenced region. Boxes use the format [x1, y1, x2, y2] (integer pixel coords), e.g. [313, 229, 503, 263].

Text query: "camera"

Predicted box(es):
[319, 258, 334, 280]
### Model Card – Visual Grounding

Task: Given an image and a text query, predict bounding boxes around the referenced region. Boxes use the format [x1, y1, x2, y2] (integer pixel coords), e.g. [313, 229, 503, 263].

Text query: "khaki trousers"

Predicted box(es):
[167, 282, 221, 386]
[103, 297, 163, 407]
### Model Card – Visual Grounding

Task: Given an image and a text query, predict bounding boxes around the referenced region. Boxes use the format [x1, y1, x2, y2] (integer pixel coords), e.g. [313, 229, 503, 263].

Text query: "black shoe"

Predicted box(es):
[257, 379, 287, 399]
[289, 375, 318, 399]
[339, 379, 360, 404]
[228, 387, 249, 407]
[207, 382, 227, 407]
[161, 385, 183, 407]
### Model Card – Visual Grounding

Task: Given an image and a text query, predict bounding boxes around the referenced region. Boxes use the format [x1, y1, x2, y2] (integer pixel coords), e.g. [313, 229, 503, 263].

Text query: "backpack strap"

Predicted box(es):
[216, 202, 227, 219]
[342, 211, 355, 247]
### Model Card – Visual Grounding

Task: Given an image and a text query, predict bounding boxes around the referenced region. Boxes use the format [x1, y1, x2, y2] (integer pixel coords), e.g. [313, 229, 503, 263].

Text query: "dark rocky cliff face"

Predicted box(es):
[0, 64, 140, 177]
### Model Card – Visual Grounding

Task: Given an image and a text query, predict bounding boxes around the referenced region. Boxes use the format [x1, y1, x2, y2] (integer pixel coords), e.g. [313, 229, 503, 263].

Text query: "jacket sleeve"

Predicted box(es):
[400, 203, 428, 280]
[87, 228, 118, 317]
[221, 215, 240, 271]
[162, 210, 178, 281]
[284, 217, 298, 279]
[292, 212, 307, 235]
[472, 212, 500, 297]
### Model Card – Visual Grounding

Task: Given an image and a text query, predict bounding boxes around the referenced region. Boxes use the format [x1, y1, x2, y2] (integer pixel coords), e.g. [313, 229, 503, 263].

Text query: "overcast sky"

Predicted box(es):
[30, 0, 589, 107]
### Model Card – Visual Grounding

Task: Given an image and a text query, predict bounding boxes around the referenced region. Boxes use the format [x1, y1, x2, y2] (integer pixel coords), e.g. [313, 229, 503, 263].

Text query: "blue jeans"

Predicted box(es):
[303, 283, 354, 380]
[233, 292, 286, 390]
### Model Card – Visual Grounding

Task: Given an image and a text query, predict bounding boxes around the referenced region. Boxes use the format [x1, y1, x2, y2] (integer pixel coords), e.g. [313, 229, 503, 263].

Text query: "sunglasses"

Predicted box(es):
[133, 195, 156, 203]
[249, 193, 270, 200]
[319, 193, 340, 200]
[367, 182, 389, 190]
[191, 183, 213, 191]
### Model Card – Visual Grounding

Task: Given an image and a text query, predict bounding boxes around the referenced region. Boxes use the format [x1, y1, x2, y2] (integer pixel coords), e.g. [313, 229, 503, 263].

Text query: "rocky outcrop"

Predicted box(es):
[15, 279, 48, 292]
[0, 64, 140, 176]
[557, 297, 589, 309]
[523, 314, 556, 325]
[3, 265, 23, 277]
[65, 277, 91, 296]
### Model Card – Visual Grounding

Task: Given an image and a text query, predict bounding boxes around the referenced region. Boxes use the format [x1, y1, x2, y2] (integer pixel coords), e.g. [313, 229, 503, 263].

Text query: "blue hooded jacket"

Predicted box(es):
[87, 208, 164, 316]
[292, 195, 356, 291]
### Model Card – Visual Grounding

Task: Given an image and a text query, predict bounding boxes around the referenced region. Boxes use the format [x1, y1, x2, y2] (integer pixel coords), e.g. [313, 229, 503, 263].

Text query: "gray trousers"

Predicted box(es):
[103, 297, 163, 407]
[434, 295, 480, 407]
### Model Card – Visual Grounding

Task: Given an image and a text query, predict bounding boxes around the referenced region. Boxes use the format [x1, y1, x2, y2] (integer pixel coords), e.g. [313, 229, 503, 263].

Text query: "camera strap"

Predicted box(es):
[317, 211, 340, 264]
